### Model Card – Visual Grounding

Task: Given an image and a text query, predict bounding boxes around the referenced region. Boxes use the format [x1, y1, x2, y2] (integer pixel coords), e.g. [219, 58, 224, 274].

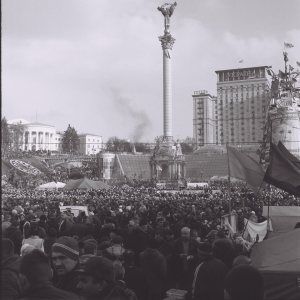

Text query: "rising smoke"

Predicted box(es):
[111, 89, 151, 142]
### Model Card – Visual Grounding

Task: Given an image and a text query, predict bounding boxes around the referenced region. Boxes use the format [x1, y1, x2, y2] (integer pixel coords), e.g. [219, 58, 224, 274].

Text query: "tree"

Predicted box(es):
[62, 125, 80, 154]
[180, 137, 194, 154]
[9, 122, 24, 152]
[106, 137, 131, 153]
[1, 117, 12, 155]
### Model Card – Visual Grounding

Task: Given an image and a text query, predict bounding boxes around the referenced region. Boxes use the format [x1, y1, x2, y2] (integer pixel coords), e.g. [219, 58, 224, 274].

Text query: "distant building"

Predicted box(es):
[8, 119, 59, 152]
[79, 134, 103, 155]
[215, 66, 270, 147]
[192, 90, 216, 148]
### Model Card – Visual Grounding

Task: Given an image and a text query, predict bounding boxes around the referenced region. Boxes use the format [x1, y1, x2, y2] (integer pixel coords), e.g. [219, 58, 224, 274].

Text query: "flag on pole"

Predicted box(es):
[278, 141, 300, 169]
[284, 42, 294, 48]
[264, 143, 300, 196]
[227, 146, 265, 192]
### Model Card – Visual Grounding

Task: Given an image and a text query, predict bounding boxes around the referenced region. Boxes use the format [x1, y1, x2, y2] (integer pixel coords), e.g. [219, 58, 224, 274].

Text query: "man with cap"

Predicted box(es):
[51, 236, 80, 293]
[191, 242, 228, 300]
[76, 256, 137, 300]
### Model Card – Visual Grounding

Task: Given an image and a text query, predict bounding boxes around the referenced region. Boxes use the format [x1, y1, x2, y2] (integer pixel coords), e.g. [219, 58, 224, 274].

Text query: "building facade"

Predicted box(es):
[79, 134, 103, 155]
[192, 90, 216, 147]
[8, 119, 61, 152]
[215, 66, 270, 147]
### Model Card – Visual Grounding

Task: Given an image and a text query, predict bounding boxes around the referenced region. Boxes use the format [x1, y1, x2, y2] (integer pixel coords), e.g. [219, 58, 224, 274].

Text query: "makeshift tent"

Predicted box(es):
[64, 178, 110, 190]
[36, 182, 66, 190]
[251, 229, 300, 300]
[263, 206, 300, 234]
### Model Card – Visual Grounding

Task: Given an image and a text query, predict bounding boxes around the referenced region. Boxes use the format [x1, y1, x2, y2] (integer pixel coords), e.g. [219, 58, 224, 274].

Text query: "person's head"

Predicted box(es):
[76, 257, 115, 297]
[1, 238, 15, 260]
[213, 238, 235, 269]
[197, 242, 212, 261]
[20, 249, 53, 285]
[83, 238, 98, 255]
[224, 265, 264, 300]
[51, 236, 79, 276]
[181, 227, 190, 242]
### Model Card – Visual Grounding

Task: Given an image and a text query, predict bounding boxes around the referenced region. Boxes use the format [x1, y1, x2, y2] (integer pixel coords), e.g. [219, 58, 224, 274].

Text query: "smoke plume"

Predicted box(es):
[111, 89, 151, 142]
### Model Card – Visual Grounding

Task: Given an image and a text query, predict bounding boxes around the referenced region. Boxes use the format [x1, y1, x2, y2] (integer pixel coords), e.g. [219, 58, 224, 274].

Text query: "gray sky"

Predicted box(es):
[2, 0, 300, 142]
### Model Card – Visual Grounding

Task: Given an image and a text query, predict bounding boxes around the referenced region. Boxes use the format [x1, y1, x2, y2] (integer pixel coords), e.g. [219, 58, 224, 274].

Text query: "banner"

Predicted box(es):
[243, 218, 269, 242]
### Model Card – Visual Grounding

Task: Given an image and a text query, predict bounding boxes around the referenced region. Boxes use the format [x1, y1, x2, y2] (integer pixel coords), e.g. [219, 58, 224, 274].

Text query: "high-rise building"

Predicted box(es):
[215, 66, 270, 147]
[192, 90, 216, 147]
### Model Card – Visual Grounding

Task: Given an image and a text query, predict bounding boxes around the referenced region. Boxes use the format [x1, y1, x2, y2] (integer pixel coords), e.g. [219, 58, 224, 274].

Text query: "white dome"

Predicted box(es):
[8, 118, 30, 125]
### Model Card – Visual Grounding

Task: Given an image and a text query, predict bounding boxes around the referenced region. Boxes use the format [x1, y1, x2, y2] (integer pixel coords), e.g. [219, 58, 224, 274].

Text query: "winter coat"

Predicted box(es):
[18, 282, 80, 300]
[192, 256, 228, 300]
[1, 255, 24, 300]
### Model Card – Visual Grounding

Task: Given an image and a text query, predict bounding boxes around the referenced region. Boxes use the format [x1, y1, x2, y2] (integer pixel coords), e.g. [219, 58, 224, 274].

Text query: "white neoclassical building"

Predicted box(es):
[8, 119, 62, 152]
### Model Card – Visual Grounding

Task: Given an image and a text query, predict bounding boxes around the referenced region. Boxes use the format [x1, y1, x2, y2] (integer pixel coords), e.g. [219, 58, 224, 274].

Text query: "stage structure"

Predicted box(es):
[150, 2, 186, 182]
[259, 50, 300, 162]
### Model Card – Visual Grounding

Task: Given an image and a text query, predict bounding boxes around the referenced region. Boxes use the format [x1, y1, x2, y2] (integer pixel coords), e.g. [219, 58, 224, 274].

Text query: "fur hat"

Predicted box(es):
[52, 236, 79, 261]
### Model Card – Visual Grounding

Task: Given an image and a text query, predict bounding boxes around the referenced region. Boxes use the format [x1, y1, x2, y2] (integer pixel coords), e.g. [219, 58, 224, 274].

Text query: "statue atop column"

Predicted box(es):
[158, 2, 177, 58]
[157, 2, 177, 34]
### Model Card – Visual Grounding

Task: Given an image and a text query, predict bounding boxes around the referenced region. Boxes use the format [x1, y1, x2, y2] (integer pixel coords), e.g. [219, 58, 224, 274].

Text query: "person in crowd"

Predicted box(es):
[123, 250, 148, 300]
[104, 235, 126, 261]
[212, 238, 236, 269]
[44, 227, 58, 256]
[76, 256, 137, 300]
[51, 236, 80, 293]
[192, 242, 228, 300]
[173, 227, 199, 290]
[19, 249, 80, 300]
[224, 265, 264, 300]
[1, 238, 24, 300]
[22, 222, 45, 252]
[3, 215, 23, 255]
[139, 247, 167, 300]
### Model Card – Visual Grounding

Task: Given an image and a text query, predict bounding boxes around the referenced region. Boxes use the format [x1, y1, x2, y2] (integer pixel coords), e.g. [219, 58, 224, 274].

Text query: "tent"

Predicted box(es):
[36, 182, 66, 190]
[251, 229, 300, 300]
[263, 206, 300, 234]
[64, 178, 110, 190]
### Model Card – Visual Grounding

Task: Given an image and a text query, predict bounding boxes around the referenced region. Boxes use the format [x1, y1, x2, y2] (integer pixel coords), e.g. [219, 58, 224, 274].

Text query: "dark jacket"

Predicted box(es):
[53, 267, 80, 294]
[18, 282, 80, 300]
[192, 256, 228, 300]
[124, 265, 147, 300]
[172, 238, 199, 289]
[85, 283, 137, 300]
[1, 255, 24, 300]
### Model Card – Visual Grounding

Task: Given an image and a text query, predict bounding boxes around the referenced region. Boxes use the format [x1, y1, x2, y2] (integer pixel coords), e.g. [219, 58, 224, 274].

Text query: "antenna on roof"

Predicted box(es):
[35, 111, 38, 122]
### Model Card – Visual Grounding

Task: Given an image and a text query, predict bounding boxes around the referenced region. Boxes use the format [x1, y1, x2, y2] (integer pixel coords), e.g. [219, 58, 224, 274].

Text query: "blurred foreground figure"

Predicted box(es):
[19, 249, 80, 300]
[224, 265, 264, 300]
[76, 256, 137, 300]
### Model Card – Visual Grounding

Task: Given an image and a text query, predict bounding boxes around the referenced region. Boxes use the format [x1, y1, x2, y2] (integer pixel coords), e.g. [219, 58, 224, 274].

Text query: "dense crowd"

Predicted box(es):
[2, 180, 299, 300]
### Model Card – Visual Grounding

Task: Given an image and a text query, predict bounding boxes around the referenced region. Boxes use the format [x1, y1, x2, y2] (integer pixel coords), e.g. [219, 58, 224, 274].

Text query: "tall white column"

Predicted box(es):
[158, 3, 176, 142]
[163, 51, 172, 140]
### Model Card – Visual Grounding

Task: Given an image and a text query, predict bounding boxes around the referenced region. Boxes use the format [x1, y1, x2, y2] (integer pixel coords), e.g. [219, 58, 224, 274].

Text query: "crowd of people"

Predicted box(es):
[2, 176, 299, 300]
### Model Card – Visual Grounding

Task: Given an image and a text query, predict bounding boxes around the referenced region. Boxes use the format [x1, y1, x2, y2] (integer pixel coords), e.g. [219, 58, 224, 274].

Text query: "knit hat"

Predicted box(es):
[77, 256, 115, 283]
[52, 236, 79, 261]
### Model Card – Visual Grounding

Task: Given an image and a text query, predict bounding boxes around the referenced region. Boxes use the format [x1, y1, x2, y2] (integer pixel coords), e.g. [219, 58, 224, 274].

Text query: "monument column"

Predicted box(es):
[158, 2, 177, 142]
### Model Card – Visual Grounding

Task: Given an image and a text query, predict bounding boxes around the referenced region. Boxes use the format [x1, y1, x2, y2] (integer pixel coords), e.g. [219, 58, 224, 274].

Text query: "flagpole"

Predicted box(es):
[226, 143, 232, 215]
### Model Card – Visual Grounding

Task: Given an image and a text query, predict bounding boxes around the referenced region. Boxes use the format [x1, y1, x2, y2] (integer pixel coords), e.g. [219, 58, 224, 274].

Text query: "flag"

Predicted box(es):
[297, 61, 300, 67]
[277, 141, 300, 169]
[264, 143, 300, 196]
[238, 59, 244, 63]
[227, 146, 265, 191]
[284, 42, 294, 48]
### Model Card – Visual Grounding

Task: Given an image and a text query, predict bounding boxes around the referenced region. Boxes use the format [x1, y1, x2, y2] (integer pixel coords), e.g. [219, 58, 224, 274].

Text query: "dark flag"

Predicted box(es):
[264, 143, 300, 196]
[227, 146, 265, 192]
[278, 141, 300, 169]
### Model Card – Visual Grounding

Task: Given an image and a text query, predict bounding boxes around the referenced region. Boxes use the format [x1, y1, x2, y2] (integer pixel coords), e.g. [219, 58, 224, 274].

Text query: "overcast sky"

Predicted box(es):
[2, 0, 300, 142]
